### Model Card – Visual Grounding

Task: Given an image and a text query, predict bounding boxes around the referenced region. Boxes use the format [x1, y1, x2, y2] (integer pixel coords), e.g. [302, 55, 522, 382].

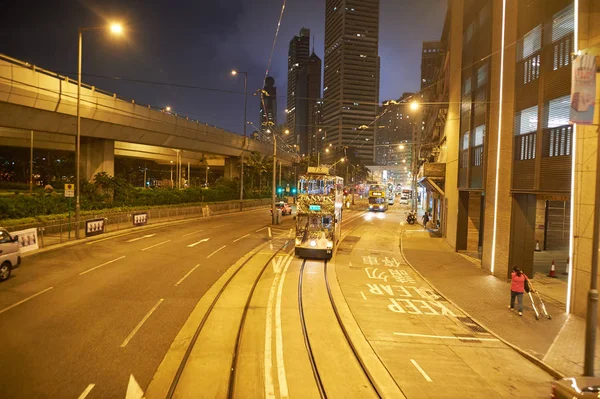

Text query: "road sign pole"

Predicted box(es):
[68, 197, 72, 239]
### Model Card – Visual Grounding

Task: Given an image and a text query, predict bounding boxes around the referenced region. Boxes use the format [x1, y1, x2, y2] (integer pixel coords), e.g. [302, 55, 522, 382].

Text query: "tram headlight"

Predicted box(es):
[295, 238, 301, 246]
[327, 241, 333, 249]
[310, 240, 317, 247]
[379, 205, 384, 209]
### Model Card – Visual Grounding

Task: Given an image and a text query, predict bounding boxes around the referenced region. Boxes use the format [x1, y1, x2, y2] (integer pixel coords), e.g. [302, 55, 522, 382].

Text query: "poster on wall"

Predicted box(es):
[570, 54, 596, 125]
[11, 228, 39, 253]
[85, 218, 106, 237]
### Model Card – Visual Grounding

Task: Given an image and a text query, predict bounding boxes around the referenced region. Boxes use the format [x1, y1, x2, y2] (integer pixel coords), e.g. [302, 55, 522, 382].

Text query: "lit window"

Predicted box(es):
[514, 105, 538, 135]
[544, 96, 571, 128]
[518, 25, 542, 61]
[552, 4, 574, 42]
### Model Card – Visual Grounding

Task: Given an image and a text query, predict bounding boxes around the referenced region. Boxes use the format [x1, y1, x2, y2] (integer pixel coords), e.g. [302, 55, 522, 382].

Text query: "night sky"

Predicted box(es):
[0, 0, 446, 135]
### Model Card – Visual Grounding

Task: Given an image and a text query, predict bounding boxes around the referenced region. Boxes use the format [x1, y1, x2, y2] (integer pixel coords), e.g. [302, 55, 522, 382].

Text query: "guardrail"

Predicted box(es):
[4, 198, 271, 250]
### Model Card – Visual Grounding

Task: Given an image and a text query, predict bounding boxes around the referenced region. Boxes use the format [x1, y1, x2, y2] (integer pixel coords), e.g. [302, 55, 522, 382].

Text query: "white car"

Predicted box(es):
[399, 197, 409, 205]
[0, 228, 21, 282]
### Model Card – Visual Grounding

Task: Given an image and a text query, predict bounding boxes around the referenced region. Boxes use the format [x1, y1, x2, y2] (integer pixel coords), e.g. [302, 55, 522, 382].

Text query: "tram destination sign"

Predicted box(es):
[309, 205, 322, 211]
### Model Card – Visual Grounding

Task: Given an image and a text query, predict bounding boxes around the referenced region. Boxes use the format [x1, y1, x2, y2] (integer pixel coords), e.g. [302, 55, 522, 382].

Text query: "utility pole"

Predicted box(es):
[272, 134, 277, 224]
[29, 130, 33, 194]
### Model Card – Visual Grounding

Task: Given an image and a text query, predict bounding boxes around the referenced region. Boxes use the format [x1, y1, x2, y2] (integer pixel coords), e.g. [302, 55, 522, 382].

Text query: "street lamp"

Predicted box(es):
[76, 22, 123, 239]
[231, 69, 248, 211]
[164, 105, 172, 112]
[205, 166, 210, 187]
[410, 100, 419, 111]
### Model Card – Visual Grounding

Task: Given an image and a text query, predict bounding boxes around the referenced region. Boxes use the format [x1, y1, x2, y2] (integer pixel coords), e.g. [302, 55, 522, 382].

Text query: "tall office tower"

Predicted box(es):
[421, 41, 446, 90]
[259, 76, 277, 132]
[323, 0, 380, 164]
[295, 52, 322, 156]
[287, 28, 311, 144]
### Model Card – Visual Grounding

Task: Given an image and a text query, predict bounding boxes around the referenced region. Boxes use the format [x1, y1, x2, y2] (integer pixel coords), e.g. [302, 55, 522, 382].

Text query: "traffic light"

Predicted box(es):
[277, 187, 283, 194]
[291, 187, 297, 195]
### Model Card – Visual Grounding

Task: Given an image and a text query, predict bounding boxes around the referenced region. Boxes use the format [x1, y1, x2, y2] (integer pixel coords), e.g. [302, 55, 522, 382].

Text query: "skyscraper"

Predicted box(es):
[323, 0, 380, 164]
[295, 52, 322, 156]
[287, 28, 311, 142]
[259, 76, 277, 132]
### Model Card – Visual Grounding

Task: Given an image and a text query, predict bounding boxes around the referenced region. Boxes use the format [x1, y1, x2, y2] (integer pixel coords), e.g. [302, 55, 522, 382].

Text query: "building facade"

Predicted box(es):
[286, 28, 311, 144]
[260, 77, 277, 132]
[424, 0, 600, 318]
[295, 52, 322, 156]
[375, 93, 415, 186]
[323, 0, 380, 164]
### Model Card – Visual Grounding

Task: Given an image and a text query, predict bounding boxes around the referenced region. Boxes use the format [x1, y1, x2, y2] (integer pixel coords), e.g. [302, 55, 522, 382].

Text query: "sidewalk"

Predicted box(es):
[401, 228, 600, 378]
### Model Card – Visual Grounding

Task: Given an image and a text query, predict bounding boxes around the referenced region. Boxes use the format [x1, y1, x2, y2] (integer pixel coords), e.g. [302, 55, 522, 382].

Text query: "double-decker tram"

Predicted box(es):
[368, 183, 389, 212]
[295, 167, 344, 259]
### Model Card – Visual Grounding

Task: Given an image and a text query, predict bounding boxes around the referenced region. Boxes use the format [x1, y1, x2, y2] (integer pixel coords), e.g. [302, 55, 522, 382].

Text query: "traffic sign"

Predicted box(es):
[64, 184, 74, 198]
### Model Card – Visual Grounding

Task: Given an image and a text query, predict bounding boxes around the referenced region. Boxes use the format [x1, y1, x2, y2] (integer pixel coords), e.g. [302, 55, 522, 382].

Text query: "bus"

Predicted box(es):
[368, 184, 388, 212]
[295, 167, 344, 259]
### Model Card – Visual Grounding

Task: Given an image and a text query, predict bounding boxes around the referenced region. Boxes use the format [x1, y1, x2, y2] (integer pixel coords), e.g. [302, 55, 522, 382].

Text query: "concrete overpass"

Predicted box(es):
[0, 54, 295, 180]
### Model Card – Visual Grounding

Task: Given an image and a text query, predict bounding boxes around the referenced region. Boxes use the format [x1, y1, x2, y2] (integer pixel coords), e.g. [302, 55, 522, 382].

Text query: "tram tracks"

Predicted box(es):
[164, 237, 292, 399]
[298, 259, 381, 399]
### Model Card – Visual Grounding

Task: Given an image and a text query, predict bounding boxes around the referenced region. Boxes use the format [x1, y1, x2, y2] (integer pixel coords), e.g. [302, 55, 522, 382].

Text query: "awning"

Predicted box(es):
[418, 177, 445, 196]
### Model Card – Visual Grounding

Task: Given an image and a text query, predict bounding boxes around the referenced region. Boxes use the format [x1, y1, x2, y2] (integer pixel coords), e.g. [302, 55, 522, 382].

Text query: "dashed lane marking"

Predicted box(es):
[394, 332, 499, 342]
[120, 299, 164, 347]
[77, 384, 95, 399]
[410, 359, 433, 382]
[0, 287, 54, 315]
[174, 264, 201, 287]
[79, 256, 126, 276]
[207, 245, 227, 259]
[141, 240, 171, 252]
[233, 234, 250, 243]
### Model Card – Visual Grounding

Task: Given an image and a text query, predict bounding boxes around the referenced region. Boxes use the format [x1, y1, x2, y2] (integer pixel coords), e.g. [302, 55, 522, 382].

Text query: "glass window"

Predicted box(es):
[0, 230, 12, 244]
[461, 132, 470, 150]
[545, 95, 571, 128]
[463, 77, 471, 96]
[514, 106, 538, 135]
[477, 64, 488, 88]
[474, 125, 485, 146]
[552, 4, 575, 42]
[518, 25, 542, 61]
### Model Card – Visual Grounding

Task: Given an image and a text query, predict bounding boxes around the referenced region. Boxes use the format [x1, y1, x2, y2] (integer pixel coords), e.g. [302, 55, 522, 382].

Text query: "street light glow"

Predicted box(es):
[410, 101, 419, 111]
[325, 148, 330, 153]
[399, 145, 405, 150]
[109, 23, 123, 35]
[284, 129, 290, 134]
[231, 70, 238, 76]
[165, 106, 172, 112]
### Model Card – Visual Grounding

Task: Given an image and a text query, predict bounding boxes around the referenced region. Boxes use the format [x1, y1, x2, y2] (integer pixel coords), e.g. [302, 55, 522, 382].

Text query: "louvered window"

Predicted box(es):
[552, 5, 574, 42]
[517, 25, 542, 61]
[461, 132, 470, 150]
[463, 77, 471, 96]
[544, 96, 570, 128]
[514, 106, 538, 135]
[477, 64, 488, 88]
[474, 125, 485, 146]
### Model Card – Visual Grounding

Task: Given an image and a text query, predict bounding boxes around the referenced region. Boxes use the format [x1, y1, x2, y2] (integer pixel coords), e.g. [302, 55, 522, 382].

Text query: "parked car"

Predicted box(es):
[552, 377, 600, 398]
[271, 201, 292, 216]
[0, 228, 21, 282]
[399, 196, 409, 205]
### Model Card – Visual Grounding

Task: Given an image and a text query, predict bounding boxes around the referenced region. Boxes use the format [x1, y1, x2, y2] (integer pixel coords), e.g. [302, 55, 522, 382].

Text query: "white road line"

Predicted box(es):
[256, 227, 268, 233]
[233, 234, 250, 243]
[187, 238, 210, 248]
[394, 332, 499, 342]
[361, 291, 367, 300]
[410, 359, 432, 382]
[182, 229, 204, 238]
[126, 234, 156, 243]
[77, 383, 95, 399]
[0, 286, 54, 315]
[141, 240, 171, 252]
[174, 264, 201, 287]
[268, 227, 272, 238]
[79, 256, 126, 276]
[120, 299, 164, 347]
[274, 254, 293, 398]
[207, 245, 226, 259]
[264, 256, 285, 399]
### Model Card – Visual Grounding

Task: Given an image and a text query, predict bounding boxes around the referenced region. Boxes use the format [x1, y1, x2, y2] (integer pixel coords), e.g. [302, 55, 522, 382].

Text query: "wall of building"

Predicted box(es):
[444, 0, 464, 250]
[571, 0, 600, 318]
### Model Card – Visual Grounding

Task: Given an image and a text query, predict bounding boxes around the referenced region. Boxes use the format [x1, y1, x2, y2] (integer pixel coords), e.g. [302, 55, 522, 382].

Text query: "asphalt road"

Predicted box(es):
[0, 208, 295, 399]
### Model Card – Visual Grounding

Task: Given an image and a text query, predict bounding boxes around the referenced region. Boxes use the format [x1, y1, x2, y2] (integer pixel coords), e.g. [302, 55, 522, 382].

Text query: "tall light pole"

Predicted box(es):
[76, 22, 123, 239]
[231, 70, 248, 211]
[267, 126, 289, 224]
[205, 166, 209, 187]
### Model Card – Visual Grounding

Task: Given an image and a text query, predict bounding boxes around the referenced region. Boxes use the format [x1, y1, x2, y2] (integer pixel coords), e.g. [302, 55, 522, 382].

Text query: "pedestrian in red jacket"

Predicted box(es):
[509, 266, 528, 316]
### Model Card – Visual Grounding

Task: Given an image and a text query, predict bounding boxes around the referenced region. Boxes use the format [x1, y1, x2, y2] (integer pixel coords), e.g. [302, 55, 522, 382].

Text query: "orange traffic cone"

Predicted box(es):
[548, 260, 557, 278]
[562, 257, 569, 275]
[535, 240, 541, 252]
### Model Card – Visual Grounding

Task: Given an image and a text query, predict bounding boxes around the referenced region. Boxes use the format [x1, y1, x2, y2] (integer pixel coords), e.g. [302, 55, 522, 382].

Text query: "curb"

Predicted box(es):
[22, 206, 269, 259]
[398, 229, 565, 380]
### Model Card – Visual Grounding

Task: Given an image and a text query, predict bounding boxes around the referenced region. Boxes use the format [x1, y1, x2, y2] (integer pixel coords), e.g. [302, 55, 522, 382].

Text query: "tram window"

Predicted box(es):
[322, 217, 332, 229]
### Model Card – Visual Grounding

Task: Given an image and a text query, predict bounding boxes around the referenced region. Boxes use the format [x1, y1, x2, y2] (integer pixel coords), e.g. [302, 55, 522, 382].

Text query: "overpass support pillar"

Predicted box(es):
[224, 157, 240, 180]
[81, 137, 114, 181]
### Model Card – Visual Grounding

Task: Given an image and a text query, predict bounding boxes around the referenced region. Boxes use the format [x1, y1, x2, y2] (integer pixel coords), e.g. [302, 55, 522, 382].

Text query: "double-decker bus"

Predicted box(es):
[295, 167, 344, 259]
[368, 184, 388, 212]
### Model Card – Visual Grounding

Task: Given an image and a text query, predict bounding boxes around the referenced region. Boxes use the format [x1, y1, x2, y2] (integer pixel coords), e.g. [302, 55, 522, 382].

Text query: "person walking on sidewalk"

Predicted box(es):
[509, 266, 529, 316]
[422, 211, 430, 231]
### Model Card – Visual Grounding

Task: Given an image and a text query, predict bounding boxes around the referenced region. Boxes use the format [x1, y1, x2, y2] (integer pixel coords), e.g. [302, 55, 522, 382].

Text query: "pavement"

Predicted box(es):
[401, 224, 600, 379]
